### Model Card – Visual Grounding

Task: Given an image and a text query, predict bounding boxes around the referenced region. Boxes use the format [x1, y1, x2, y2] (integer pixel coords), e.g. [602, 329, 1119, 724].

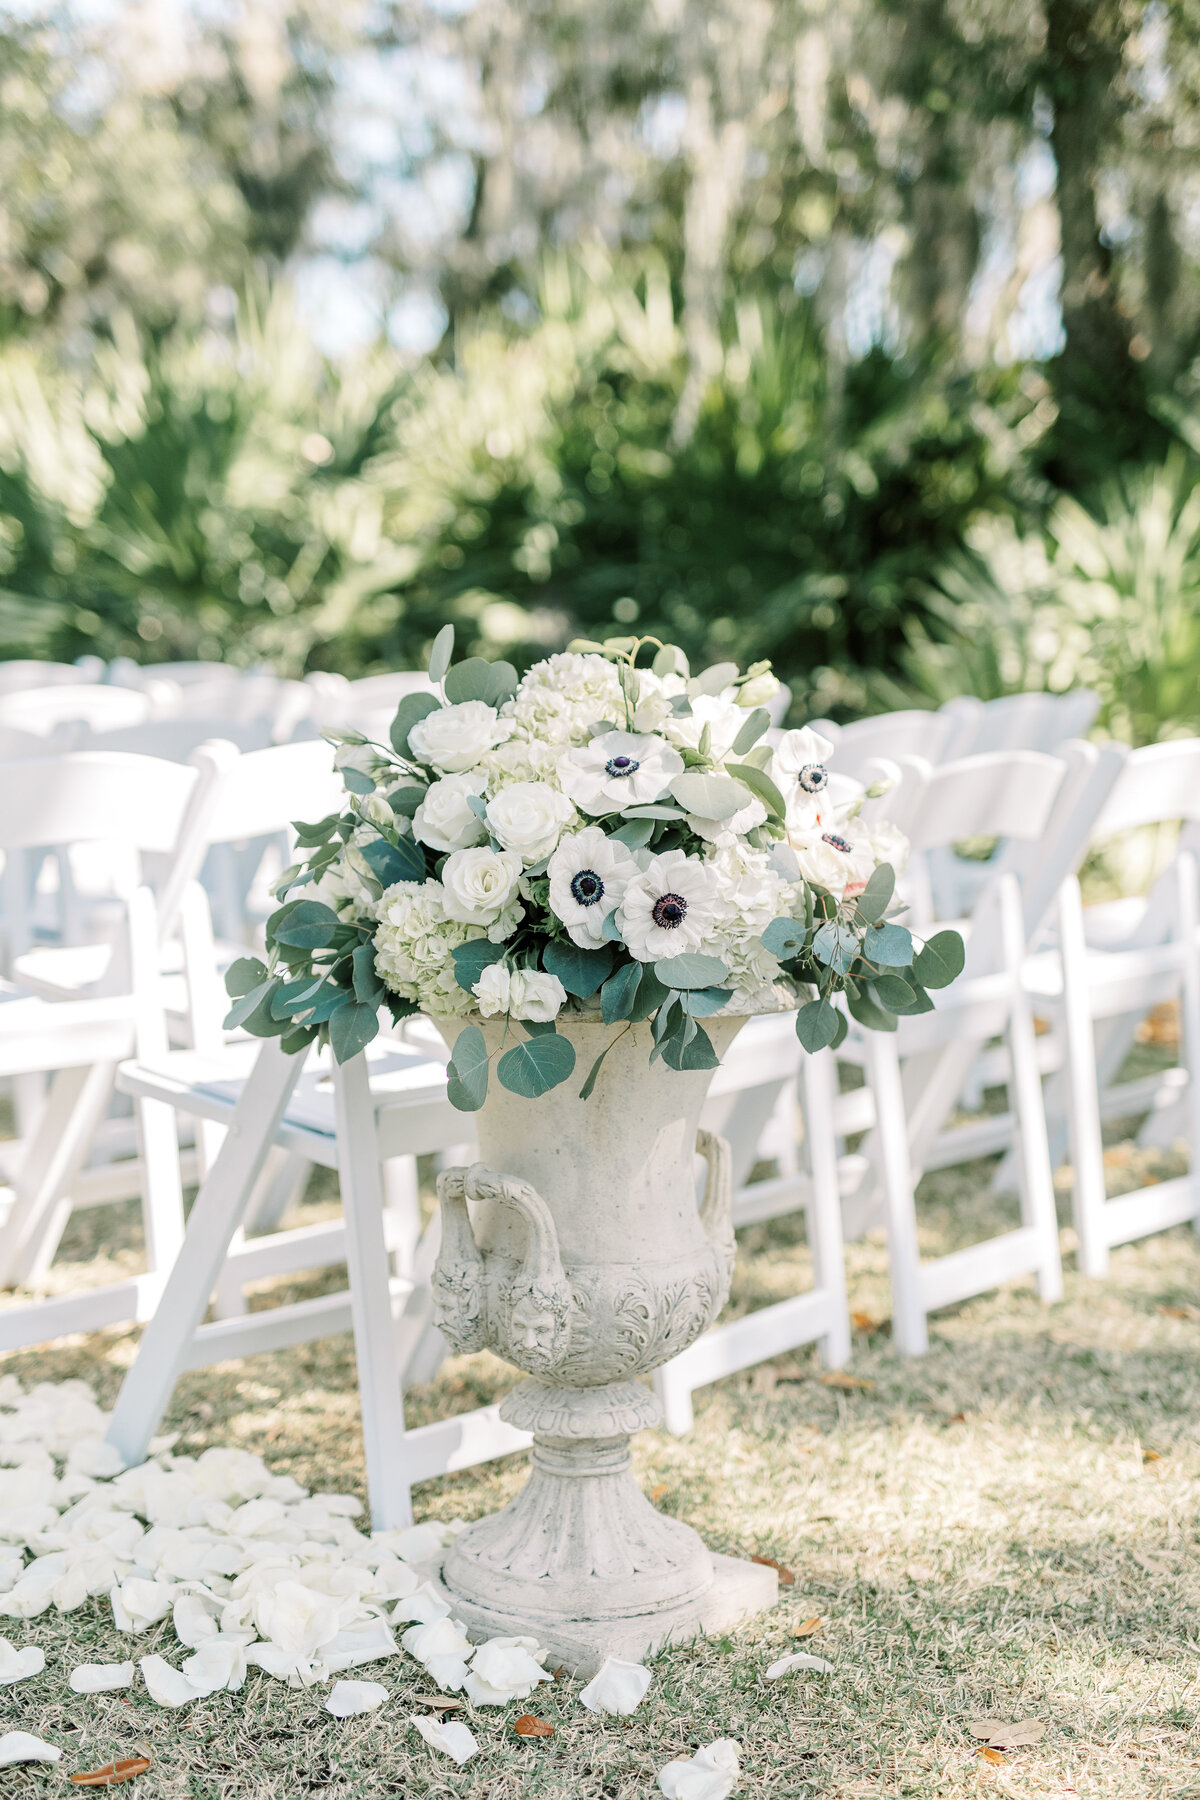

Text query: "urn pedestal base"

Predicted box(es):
[434, 1377, 778, 1677]
[436, 1552, 778, 1680]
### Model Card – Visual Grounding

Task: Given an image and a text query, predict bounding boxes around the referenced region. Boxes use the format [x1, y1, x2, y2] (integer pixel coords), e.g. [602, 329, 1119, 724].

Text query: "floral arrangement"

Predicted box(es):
[225, 631, 964, 1108]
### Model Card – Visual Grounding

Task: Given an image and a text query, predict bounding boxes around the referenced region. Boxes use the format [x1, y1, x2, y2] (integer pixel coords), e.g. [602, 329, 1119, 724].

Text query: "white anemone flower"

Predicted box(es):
[560, 731, 683, 814]
[618, 850, 719, 963]
[788, 821, 877, 900]
[547, 825, 639, 948]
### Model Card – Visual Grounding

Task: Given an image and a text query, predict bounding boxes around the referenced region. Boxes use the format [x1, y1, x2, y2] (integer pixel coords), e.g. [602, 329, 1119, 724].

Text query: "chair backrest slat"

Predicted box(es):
[1091, 740, 1200, 836]
[0, 752, 201, 853]
[903, 750, 1067, 855]
[0, 685, 151, 735]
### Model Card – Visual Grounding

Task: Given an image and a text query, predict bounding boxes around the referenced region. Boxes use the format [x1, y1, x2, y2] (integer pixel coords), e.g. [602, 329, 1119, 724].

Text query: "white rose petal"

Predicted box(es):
[413, 774, 488, 854]
[139, 1653, 204, 1709]
[325, 1678, 388, 1718]
[408, 702, 514, 774]
[373, 1522, 455, 1566]
[390, 1580, 452, 1625]
[182, 1635, 248, 1695]
[0, 1732, 61, 1766]
[69, 1661, 135, 1694]
[110, 1575, 175, 1633]
[485, 782, 575, 864]
[320, 1620, 398, 1673]
[410, 1712, 479, 1765]
[578, 1655, 651, 1715]
[658, 1737, 742, 1800]
[173, 1592, 222, 1647]
[462, 1635, 549, 1706]
[252, 1580, 342, 1659]
[0, 1638, 44, 1684]
[400, 1616, 474, 1691]
[764, 1650, 833, 1679]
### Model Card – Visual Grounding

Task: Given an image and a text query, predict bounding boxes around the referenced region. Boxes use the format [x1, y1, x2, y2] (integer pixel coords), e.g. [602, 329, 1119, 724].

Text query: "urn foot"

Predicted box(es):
[441, 1378, 714, 1622]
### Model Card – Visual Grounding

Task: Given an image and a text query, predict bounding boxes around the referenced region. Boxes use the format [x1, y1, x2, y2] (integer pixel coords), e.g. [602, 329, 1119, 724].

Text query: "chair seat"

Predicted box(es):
[0, 979, 136, 1074]
[117, 1038, 461, 1167]
[14, 934, 245, 1003]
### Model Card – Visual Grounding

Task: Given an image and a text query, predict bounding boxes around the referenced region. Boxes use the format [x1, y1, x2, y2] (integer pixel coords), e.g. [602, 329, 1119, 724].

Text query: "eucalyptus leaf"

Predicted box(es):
[388, 785, 428, 818]
[497, 1033, 576, 1098]
[760, 916, 806, 961]
[329, 1000, 380, 1063]
[451, 938, 508, 993]
[272, 900, 341, 949]
[667, 772, 745, 821]
[855, 863, 896, 925]
[390, 692, 440, 758]
[653, 952, 730, 990]
[689, 661, 738, 697]
[341, 767, 376, 795]
[609, 817, 654, 849]
[225, 956, 268, 998]
[443, 657, 518, 707]
[795, 998, 840, 1052]
[223, 980, 275, 1030]
[731, 707, 771, 756]
[847, 986, 898, 1032]
[622, 803, 685, 820]
[361, 834, 426, 887]
[428, 622, 455, 684]
[912, 929, 966, 989]
[679, 985, 732, 1017]
[292, 813, 341, 848]
[863, 922, 913, 967]
[812, 920, 860, 974]
[628, 968, 671, 1021]
[600, 960, 642, 1023]
[726, 760, 787, 821]
[352, 943, 385, 1006]
[447, 1025, 489, 1111]
[543, 939, 614, 998]
[579, 1040, 618, 1100]
[661, 1021, 720, 1070]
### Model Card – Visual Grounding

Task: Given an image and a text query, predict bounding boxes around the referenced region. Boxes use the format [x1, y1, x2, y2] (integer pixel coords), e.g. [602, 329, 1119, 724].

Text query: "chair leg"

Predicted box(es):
[1000, 875, 1064, 1304]
[106, 1038, 303, 1469]
[0, 1061, 118, 1285]
[1058, 875, 1109, 1278]
[801, 1047, 851, 1369]
[864, 1031, 928, 1356]
[1178, 853, 1200, 1233]
[333, 1054, 414, 1531]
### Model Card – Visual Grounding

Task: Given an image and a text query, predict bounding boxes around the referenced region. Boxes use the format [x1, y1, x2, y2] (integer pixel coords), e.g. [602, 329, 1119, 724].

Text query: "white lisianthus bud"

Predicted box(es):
[473, 964, 566, 1023]
[334, 742, 382, 777]
[736, 672, 780, 708]
[363, 793, 396, 828]
[440, 846, 523, 926]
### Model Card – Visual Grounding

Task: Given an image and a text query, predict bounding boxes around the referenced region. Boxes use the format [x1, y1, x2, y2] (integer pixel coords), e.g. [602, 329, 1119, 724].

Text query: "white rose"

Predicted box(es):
[413, 774, 487, 854]
[485, 782, 575, 865]
[473, 964, 566, 1023]
[440, 846, 523, 926]
[407, 701, 514, 773]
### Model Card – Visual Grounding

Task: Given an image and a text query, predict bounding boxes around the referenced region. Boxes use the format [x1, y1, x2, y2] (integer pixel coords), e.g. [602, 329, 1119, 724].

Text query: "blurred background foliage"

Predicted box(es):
[1, 0, 1200, 736]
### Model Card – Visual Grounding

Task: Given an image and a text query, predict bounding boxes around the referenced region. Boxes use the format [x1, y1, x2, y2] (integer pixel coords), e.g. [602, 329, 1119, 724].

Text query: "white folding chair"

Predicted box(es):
[653, 1026, 851, 1434]
[1023, 740, 1200, 1277]
[0, 659, 105, 694]
[839, 743, 1125, 1354]
[105, 1035, 523, 1529]
[0, 753, 218, 1344]
[0, 685, 154, 738]
[814, 708, 960, 780]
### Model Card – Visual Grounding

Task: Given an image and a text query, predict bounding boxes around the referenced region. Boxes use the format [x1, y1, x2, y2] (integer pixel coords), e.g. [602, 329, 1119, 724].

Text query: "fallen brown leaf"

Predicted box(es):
[649, 1483, 669, 1503]
[791, 1616, 822, 1637]
[851, 1311, 884, 1333]
[1143, 1450, 1162, 1464]
[411, 1695, 462, 1712]
[970, 1718, 1046, 1750]
[513, 1714, 555, 1738]
[978, 1747, 1007, 1765]
[820, 1372, 874, 1391]
[943, 1411, 966, 1425]
[752, 1554, 795, 1585]
[1158, 1304, 1200, 1321]
[969, 1721, 1011, 1740]
[71, 1758, 152, 1788]
[552, 1665, 566, 1682]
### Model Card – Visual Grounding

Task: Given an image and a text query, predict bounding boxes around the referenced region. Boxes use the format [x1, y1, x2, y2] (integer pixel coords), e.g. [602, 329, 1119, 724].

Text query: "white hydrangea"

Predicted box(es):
[373, 880, 484, 1016]
[704, 842, 794, 1004]
[506, 652, 625, 744]
[477, 738, 569, 793]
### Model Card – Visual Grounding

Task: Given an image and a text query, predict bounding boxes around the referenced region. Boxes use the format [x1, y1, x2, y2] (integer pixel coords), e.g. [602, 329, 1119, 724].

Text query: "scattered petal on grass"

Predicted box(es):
[69, 1663, 135, 1695]
[400, 1616, 473, 1690]
[410, 1713, 479, 1765]
[765, 1650, 833, 1679]
[0, 1732, 62, 1766]
[325, 1679, 388, 1717]
[389, 1581, 451, 1625]
[513, 1713, 554, 1737]
[464, 1636, 550, 1705]
[579, 1656, 651, 1716]
[70, 1757, 152, 1788]
[139, 1655, 202, 1708]
[0, 1637, 45, 1684]
[751, 1555, 794, 1585]
[658, 1737, 741, 1800]
[791, 1618, 821, 1638]
[181, 1636, 247, 1695]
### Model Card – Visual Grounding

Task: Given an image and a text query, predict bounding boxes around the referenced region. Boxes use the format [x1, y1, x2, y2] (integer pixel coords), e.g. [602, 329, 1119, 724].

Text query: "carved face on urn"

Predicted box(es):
[506, 1285, 567, 1370]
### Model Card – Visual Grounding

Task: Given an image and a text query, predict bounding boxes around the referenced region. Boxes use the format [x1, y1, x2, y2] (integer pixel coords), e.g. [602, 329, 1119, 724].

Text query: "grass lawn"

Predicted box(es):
[3, 1121, 1200, 1799]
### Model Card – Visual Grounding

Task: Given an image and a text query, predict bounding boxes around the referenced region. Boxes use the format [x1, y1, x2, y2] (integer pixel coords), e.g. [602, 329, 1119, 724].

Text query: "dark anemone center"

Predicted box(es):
[822, 832, 852, 853]
[605, 754, 640, 778]
[570, 869, 604, 907]
[798, 763, 829, 794]
[652, 891, 687, 929]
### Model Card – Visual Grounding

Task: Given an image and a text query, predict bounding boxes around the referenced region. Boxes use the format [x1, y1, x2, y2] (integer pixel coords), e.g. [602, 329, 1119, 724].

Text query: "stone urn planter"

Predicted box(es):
[429, 1011, 778, 1671]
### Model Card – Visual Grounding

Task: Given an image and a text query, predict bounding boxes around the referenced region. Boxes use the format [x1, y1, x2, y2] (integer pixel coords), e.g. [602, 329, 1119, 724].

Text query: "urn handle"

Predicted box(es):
[695, 1129, 735, 1274]
[463, 1163, 574, 1374]
[431, 1166, 487, 1354]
